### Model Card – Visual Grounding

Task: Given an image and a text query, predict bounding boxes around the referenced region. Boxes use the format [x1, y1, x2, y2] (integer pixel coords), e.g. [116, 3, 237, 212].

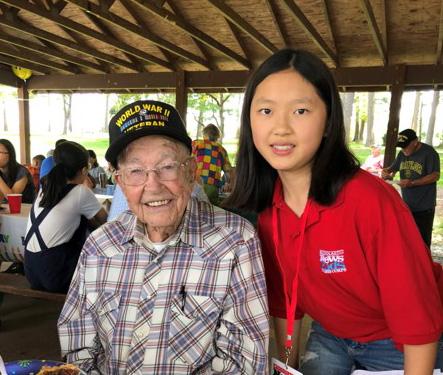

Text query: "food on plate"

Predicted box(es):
[36, 363, 80, 375]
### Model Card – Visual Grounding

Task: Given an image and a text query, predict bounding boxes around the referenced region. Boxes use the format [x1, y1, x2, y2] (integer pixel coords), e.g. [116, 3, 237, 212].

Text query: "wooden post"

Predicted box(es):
[384, 65, 406, 167]
[175, 70, 188, 126]
[17, 83, 31, 165]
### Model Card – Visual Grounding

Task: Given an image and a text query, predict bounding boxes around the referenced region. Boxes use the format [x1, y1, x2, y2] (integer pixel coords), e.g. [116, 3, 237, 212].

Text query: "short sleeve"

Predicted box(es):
[77, 185, 101, 219]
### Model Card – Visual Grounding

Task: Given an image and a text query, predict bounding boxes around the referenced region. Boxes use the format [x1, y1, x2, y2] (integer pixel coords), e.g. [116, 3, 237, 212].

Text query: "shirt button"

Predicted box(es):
[136, 327, 150, 339]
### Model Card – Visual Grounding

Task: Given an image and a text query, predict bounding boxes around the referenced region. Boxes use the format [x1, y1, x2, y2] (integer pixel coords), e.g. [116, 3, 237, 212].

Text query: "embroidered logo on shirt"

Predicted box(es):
[319, 249, 347, 273]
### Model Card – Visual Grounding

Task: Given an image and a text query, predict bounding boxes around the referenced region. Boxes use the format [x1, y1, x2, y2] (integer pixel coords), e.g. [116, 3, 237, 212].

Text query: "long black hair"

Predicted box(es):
[40, 141, 89, 208]
[0, 139, 19, 186]
[224, 49, 359, 213]
[88, 149, 99, 168]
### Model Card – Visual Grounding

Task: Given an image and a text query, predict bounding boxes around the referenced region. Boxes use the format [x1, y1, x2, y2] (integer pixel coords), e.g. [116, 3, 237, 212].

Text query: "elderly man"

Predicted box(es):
[58, 100, 269, 374]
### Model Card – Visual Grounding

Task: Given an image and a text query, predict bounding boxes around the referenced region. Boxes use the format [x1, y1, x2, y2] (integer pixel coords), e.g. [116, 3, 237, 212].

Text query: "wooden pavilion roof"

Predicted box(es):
[0, 0, 443, 92]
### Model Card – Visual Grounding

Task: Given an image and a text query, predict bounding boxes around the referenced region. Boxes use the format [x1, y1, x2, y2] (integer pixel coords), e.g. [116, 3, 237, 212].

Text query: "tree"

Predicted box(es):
[341, 92, 355, 142]
[426, 90, 439, 145]
[365, 92, 375, 146]
[208, 93, 231, 139]
[411, 92, 421, 132]
[109, 93, 143, 117]
[62, 93, 72, 134]
[187, 93, 220, 138]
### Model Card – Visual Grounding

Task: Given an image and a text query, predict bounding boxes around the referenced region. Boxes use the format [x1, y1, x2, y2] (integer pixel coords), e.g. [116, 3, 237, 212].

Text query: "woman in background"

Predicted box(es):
[88, 149, 106, 182]
[24, 141, 107, 293]
[0, 139, 35, 203]
[225, 48, 442, 373]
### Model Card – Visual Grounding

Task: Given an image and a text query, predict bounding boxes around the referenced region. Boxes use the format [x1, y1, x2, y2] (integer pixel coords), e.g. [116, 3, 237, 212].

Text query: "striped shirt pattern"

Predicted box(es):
[58, 198, 269, 374]
[192, 140, 231, 187]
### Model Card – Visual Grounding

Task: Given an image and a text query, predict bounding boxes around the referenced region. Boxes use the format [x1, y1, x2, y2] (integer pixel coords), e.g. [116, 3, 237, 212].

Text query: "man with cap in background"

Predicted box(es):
[382, 128, 440, 248]
[58, 100, 269, 374]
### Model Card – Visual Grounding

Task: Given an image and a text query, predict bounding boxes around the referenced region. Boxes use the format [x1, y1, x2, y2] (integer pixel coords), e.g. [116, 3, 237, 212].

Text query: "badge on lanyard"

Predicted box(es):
[271, 357, 303, 375]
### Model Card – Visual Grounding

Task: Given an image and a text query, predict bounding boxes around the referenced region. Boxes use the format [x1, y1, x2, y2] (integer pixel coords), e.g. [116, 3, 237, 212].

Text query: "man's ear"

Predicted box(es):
[188, 157, 197, 183]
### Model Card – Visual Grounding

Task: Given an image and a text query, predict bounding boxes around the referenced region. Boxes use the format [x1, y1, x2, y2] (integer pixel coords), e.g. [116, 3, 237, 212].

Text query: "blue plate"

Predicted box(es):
[5, 359, 65, 375]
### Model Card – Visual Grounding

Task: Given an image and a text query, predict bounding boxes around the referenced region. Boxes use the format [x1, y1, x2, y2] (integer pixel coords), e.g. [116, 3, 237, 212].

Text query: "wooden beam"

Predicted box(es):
[0, 15, 138, 71]
[206, 0, 277, 53]
[319, 0, 338, 58]
[0, 43, 79, 73]
[164, 0, 216, 70]
[384, 65, 406, 167]
[358, 0, 387, 65]
[119, 0, 177, 70]
[175, 70, 187, 125]
[281, 0, 338, 65]
[0, 53, 52, 74]
[17, 83, 30, 164]
[129, 0, 251, 69]
[0, 66, 18, 86]
[0, 0, 174, 70]
[264, 0, 288, 47]
[226, 21, 250, 62]
[437, 0, 443, 64]
[0, 31, 107, 72]
[67, 0, 210, 69]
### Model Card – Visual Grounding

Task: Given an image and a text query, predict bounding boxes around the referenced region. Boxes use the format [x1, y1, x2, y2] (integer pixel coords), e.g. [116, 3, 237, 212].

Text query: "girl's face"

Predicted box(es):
[250, 68, 327, 176]
[0, 143, 10, 169]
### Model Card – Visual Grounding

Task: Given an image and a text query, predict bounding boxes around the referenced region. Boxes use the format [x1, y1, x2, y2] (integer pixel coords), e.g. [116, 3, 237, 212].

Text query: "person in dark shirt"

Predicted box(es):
[0, 139, 35, 204]
[382, 129, 440, 248]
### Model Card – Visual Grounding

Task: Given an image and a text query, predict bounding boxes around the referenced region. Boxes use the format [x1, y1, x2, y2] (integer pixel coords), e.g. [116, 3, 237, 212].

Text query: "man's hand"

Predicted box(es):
[381, 168, 393, 180]
[398, 179, 413, 188]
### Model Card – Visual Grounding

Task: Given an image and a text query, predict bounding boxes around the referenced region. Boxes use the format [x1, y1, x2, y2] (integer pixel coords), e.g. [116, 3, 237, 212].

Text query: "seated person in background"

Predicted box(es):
[58, 100, 269, 374]
[24, 141, 107, 293]
[361, 144, 384, 176]
[0, 139, 35, 203]
[192, 123, 233, 205]
[39, 139, 68, 183]
[27, 154, 45, 191]
[87, 149, 106, 181]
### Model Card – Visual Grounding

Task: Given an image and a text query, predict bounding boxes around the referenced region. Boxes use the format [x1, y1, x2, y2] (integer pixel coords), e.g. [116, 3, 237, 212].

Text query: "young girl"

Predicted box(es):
[225, 49, 443, 373]
[24, 141, 107, 293]
[0, 139, 35, 203]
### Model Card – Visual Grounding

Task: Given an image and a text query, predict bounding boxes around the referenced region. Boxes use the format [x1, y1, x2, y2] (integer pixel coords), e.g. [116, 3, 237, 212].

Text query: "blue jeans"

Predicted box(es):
[300, 321, 443, 374]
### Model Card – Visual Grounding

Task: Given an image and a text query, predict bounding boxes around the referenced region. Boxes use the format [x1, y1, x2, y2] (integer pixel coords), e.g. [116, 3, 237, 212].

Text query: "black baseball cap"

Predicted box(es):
[105, 100, 192, 165]
[396, 129, 417, 148]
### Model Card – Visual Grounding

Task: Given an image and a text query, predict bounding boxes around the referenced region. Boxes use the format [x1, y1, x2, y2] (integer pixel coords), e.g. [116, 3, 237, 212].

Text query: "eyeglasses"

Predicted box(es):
[116, 160, 189, 186]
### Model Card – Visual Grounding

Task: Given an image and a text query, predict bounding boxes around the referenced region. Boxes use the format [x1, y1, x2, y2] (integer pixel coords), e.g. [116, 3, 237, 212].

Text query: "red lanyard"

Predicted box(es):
[272, 199, 311, 350]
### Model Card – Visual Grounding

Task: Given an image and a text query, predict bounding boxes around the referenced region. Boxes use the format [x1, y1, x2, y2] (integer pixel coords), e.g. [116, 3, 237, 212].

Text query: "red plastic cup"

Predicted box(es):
[7, 193, 22, 214]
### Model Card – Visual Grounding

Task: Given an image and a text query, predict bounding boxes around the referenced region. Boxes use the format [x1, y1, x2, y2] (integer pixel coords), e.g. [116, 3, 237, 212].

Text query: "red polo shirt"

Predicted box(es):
[258, 170, 443, 345]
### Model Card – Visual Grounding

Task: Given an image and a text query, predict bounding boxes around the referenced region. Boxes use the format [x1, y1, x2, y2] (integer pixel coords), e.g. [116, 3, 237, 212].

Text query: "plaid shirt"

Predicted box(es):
[58, 198, 269, 374]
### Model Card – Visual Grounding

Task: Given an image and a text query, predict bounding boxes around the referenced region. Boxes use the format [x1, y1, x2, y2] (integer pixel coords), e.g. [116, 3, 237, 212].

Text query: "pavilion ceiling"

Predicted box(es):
[0, 0, 442, 92]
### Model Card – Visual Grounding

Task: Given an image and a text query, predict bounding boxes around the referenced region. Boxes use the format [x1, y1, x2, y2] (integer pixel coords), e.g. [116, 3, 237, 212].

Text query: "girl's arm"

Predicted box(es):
[404, 342, 438, 374]
[272, 316, 302, 369]
[0, 175, 28, 199]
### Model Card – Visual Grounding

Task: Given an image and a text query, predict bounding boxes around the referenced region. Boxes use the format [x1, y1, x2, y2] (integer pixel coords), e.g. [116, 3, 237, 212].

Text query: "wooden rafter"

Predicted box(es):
[0, 0, 174, 71]
[0, 31, 107, 72]
[280, 0, 338, 65]
[165, 0, 216, 70]
[225, 20, 250, 61]
[264, 0, 288, 47]
[319, 0, 337, 56]
[358, 0, 387, 65]
[66, 0, 211, 70]
[128, 0, 251, 69]
[82, 11, 146, 72]
[0, 53, 52, 74]
[119, 0, 178, 70]
[437, 0, 443, 63]
[0, 66, 18, 86]
[206, 0, 277, 53]
[381, 0, 388, 50]
[0, 15, 137, 71]
[0, 43, 79, 73]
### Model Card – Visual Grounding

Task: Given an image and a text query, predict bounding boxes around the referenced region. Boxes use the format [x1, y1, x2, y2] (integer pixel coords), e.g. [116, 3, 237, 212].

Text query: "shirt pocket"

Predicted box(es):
[86, 291, 121, 355]
[169, 293, 222, 367]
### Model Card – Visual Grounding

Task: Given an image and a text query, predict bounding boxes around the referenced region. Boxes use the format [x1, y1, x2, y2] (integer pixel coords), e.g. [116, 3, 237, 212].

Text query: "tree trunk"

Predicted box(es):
[366, 92, 375, 146]
[103, 94, 110, 132]
[196, 110, 204, 138]
[342, 92, 355, 142]
[2, 99, 7, 132]
[426, 90, 439, 145]
[353, 106, 360, 141]
[411, 92, 421, 132]
[67, 95, 72, 133]
[47, 94, 51, 132]
[359, 119, 366, 141]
